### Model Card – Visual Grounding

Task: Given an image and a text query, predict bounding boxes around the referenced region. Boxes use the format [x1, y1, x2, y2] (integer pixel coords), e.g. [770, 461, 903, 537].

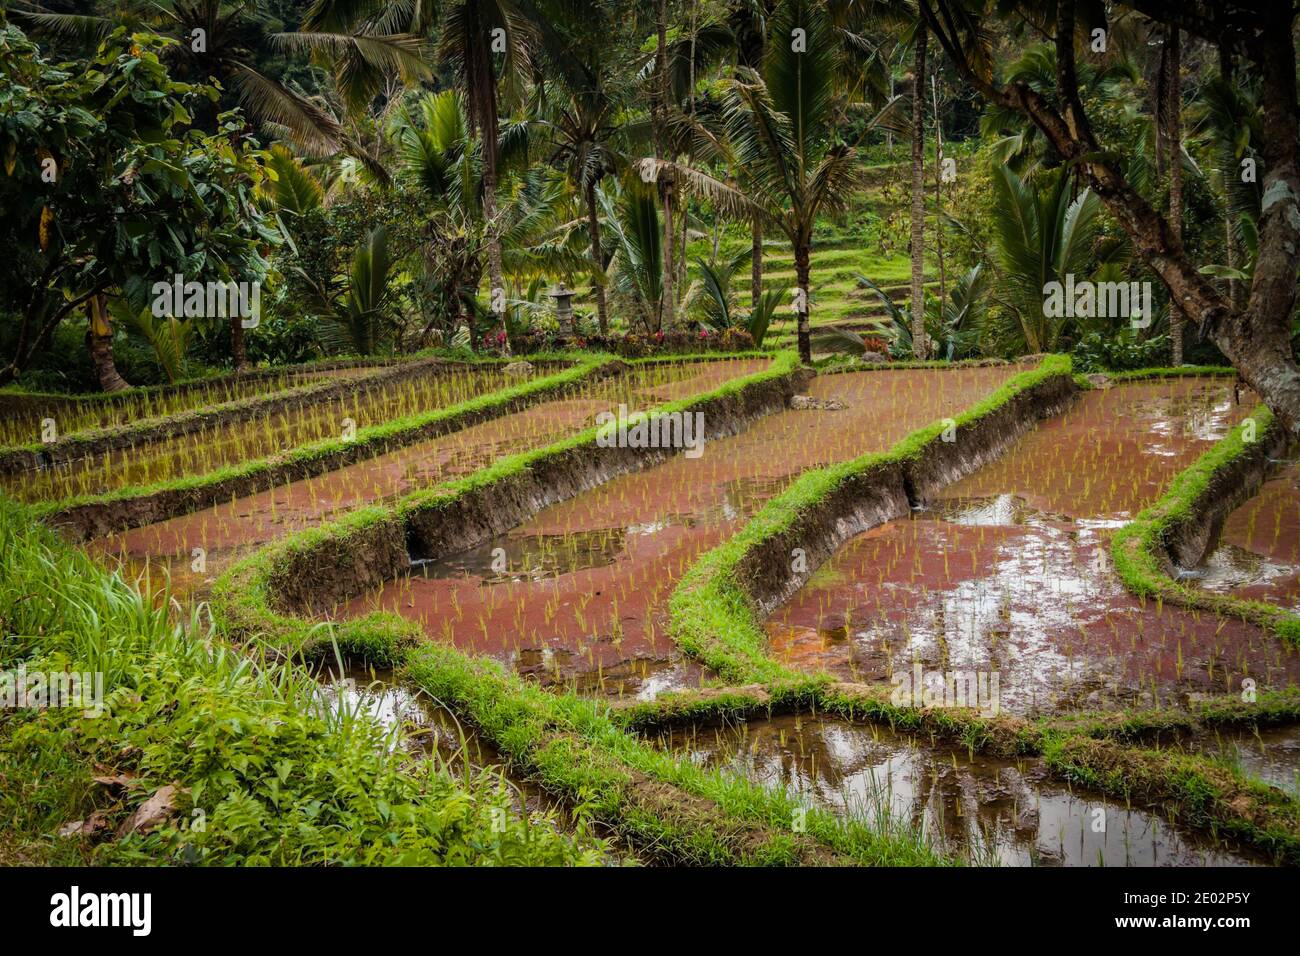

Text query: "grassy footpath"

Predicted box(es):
[0, 500, 599, 866]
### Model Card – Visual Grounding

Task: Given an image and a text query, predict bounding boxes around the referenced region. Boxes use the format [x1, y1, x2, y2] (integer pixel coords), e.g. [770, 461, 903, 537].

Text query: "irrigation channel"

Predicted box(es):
[90, 358, 770, 595]
[337, 363, 1027, 696]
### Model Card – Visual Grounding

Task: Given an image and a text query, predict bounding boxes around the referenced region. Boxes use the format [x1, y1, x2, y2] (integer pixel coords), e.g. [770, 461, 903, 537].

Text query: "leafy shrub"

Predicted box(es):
[1072, 330, 1170, 373]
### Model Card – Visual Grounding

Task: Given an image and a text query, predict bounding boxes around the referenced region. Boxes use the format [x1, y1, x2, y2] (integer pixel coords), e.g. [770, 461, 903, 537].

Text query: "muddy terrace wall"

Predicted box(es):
[42, 358, 608, 543]
[735, 363, 1077, 618]
[267, 359, 812, 616]
[1, 356, 539, 477]
[1155, 413, 1290, 571]
[1112, 400, 1300, 641]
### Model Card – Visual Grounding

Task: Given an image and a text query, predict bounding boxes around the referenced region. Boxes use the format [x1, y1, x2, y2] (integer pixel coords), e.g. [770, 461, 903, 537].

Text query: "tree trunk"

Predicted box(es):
[482, 169, 509, 353]
[751, 218, 763, 314]
[86, 294, 130, 392]
[931, 74, 947, 304]
[585, 179, 609, 334]
[910, 23, 929, 359]
[796, 244, 811, 364]
[655, 0, 675, 330]
[1165, 26, 1184, 365]
[465, 4, 509, 354]
[1218, 43, 1244, 310]
[920, 0, 1300, 436]
[230, 313, 248, 371]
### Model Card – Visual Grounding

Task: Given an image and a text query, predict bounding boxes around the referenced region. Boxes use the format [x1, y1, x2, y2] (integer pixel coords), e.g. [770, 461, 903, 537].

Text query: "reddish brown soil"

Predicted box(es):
[340, 364, 1025, 697]
[765, 379, 1300, 715]
[91, 359, 770, 597]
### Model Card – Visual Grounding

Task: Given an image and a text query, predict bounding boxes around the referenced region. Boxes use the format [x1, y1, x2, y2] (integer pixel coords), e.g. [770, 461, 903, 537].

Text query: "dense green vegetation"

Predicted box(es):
[0, 498, 600, 865]
[3, 0, 1300, 873]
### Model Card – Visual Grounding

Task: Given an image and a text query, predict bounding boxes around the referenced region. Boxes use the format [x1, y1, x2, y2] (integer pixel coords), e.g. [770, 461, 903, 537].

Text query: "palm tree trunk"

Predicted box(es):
[86, 294, 130, 392]
[910, 23, 929, 360]
[1218, 45, 1244, 310]
[796, 244, 812, 364]
[464, 5, 509, 354]
[482, 167, 509, 353]
[656, 0, 675, 330]
[1166, 26, 1184, 365]
[585, 179, 609, 334]
[751, 218, 763, 314]
[931, 75, 947, 304]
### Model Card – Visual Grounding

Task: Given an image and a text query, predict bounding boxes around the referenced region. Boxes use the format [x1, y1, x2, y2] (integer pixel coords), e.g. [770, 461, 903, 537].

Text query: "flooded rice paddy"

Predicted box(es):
[7, 364, 526, 502]
[0, 364, 383, 448]
[651, 713, 1271, 865]
[94, 359, 769, 596]
[1184, 451, 1300, 613]
[340, 364, 1026, 697]
[764, 378, 1300, 715]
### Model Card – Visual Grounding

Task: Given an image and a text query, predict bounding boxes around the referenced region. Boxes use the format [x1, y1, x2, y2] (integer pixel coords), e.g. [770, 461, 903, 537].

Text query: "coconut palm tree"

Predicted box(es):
[391, 90, 587, 347]
[434, 1, 535, 351]
[654, 0, 904, 363]
[12, 0, 425, 154]
[987, 166, 1102, 354]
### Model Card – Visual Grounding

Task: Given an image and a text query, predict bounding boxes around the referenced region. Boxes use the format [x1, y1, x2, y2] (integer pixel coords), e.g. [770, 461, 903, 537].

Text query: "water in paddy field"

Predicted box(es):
[1182, 447, 1300, 613]
[766, 378, 1300, 716]
[1190, 724, 1300, 796]
[91, 359, 769, 600]
[340, 364, 1028, 698]
[654, 714, 1269, 866]
[314, 663, 555, 812]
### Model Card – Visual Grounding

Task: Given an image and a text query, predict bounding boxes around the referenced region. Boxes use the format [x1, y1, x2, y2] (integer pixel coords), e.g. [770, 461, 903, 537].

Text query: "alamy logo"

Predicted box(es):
[151, 274, 261, 328]
[891, 663, 1001, 716]
[595, 405, 706, 459]
[1042, 275, 1152, 329]
[50, 886, 151, 936]
[1, 666, 103, 718]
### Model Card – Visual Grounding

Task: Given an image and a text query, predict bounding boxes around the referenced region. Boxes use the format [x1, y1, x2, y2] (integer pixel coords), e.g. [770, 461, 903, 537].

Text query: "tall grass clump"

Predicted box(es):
[0, 500, 600, 866]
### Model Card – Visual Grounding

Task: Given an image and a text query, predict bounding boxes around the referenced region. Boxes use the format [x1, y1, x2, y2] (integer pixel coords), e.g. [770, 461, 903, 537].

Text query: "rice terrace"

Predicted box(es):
[0, 0, 1299, 924]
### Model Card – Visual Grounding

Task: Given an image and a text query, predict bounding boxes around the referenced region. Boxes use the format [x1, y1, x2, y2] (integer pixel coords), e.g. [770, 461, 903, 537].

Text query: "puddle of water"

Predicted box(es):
[313, 662, 639, 863]
[766, 380, 1300, 715]
[654, 714, 1265, 866]
[341, 365, 1029, 697]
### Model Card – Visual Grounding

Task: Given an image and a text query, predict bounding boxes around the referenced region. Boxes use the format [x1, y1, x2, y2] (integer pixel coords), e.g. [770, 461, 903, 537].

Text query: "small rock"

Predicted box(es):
[790, 395, 847, 411]
[504, 360, 534, 377]
[859, 351, 889, 365]
[1086, 373, 1113, 389]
